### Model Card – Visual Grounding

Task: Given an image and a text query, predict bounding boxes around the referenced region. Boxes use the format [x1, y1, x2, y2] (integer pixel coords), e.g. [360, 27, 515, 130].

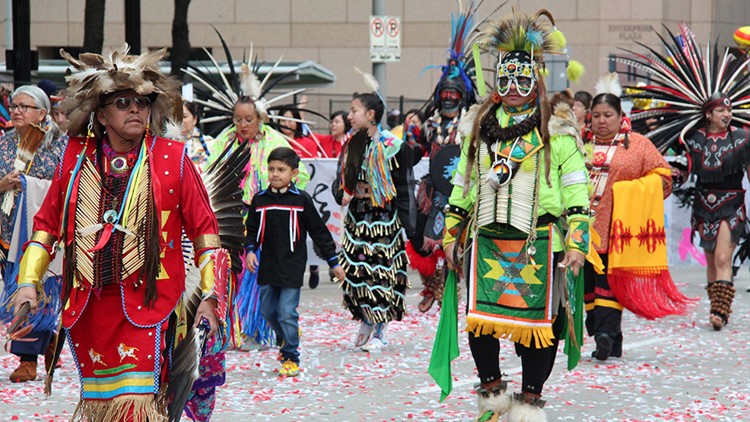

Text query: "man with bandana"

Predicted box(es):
[442, 10, 591, 422]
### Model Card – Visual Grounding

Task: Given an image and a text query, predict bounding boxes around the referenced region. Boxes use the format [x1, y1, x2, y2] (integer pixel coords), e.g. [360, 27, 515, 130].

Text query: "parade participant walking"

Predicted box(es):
[688, 96, 750, 330]
[245, 147, 345, 377]
[336, 91, 416, 352]
[406, 1, 483, 313]
[186, 34, 310, 350]
[623, 23, 750, 331]
[573, 90, 592, 140]
[583, 88, 677, 360]
[442, 9, 590, 421]
[11, 45, 226, 420]
[0, 85, 66, 383]
[180, 100, 213, 169]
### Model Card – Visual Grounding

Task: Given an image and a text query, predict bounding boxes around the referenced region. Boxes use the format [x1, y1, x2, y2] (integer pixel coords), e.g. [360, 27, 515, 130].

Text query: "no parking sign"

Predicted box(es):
[370, 15, 401, 62]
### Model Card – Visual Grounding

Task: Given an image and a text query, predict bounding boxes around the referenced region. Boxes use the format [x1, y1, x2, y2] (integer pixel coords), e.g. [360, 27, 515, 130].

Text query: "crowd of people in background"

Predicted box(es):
[1, 5, 750, 422]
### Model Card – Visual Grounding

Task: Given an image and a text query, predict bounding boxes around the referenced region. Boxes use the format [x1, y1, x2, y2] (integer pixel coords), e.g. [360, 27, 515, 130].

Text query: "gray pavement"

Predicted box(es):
[1, 265, 749, 421]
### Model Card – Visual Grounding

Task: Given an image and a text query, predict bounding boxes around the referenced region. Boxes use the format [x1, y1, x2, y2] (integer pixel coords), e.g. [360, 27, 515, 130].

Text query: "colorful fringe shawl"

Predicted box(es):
[0, 174, 62, 332]
[362, 129, 401, 208]
[608, 169, 696, 319]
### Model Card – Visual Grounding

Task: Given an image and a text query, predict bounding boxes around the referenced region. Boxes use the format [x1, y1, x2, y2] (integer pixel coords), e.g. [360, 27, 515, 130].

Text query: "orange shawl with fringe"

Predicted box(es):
[607, 169, 695, 319]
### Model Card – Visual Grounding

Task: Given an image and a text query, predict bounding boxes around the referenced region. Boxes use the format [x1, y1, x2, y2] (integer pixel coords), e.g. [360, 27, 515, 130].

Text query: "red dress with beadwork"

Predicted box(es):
[29, 135, 219, 417]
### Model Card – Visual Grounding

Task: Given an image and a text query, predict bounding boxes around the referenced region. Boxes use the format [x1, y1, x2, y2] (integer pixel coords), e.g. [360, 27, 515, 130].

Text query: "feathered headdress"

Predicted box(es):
[618, 23, 750, 153]
[183, 29, 320, 133]
[595, 72, 622, 97]
[462, 9, 572, 191]
[425, 0, 506, 108]
[479, 8, 566, 60]
[478, 8, 584, 86]
[58, 44, 182, 137]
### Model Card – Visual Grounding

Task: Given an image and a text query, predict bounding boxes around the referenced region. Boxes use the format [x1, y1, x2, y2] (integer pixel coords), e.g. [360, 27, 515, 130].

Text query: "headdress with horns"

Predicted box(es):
[58, 44, 182, 137]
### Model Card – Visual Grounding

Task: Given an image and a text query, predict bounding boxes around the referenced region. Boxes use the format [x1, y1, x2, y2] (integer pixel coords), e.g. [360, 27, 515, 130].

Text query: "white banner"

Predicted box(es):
[302, 158, 428, 266]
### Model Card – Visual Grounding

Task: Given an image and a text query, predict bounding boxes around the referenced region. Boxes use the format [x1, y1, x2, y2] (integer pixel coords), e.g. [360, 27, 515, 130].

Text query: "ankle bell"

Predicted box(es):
[474, 380, 508, 398]
[512, 392, 546, 409]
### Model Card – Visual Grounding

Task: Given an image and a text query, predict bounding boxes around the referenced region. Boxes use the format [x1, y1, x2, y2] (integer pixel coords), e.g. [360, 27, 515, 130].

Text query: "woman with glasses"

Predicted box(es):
[207, 97, 309, 205]
[315, 110, 351, 158]
[0, 85, 66, 383]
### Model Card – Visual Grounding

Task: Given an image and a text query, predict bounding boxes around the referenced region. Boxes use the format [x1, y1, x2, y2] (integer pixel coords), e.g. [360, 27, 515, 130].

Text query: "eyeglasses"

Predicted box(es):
[8, 104, 41, 113]
[233, 117, 257, 126]
[104, 96, 151, 111]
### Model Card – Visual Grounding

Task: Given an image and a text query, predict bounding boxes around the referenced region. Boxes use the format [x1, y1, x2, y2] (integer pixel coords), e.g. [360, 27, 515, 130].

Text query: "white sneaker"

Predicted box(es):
[361, 336, 386, 352]
[354, 321, 374, 347]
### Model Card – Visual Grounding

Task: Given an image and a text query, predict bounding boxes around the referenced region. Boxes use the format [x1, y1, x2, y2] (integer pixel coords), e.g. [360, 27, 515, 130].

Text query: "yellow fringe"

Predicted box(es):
[465, 316, 555, 349]
[72, 393, 167, 422]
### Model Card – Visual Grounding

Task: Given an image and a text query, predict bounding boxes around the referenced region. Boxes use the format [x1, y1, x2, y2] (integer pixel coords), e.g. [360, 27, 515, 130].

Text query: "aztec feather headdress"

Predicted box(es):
[183, 30, 322, 135]
[58, 44, 182, 137]
[618, 23, 750, 153]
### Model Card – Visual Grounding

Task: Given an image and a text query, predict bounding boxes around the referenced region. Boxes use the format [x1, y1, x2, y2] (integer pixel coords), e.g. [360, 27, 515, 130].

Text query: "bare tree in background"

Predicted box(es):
[171, 0, 191, 77]
[83, 0, 106, 53]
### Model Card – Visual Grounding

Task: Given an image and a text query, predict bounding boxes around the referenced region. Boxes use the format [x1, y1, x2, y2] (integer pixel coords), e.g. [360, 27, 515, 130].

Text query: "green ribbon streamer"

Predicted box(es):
[428, 270, 460, 402]
[472, 43, 486, 98]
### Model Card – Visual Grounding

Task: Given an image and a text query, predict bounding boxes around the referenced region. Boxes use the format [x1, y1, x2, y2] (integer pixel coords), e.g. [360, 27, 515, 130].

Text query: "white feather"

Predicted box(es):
[163, 119, 183, 140]
[259, 56, 284, 94]
[354, 66, 380, 92]
[263, 88, 306, 107]
[240, 63, 262, 99]
[199, 47, 237, 103]
[595, 72, 622, 97]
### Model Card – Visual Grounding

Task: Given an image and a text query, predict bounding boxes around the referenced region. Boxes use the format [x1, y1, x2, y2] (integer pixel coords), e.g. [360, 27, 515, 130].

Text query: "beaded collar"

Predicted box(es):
[479, 103, 541, 147]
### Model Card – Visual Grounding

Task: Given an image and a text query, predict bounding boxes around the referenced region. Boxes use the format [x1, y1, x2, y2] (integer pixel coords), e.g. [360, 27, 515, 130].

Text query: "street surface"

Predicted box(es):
[1, 266, 748, 421]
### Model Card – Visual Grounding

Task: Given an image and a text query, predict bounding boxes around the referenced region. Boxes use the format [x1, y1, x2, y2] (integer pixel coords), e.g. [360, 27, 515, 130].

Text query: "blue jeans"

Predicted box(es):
[259, 285, 301, 363]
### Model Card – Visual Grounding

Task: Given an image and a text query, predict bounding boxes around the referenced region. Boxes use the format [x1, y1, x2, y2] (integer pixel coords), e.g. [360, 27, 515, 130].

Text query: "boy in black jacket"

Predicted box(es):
[245, 147, 345, 377]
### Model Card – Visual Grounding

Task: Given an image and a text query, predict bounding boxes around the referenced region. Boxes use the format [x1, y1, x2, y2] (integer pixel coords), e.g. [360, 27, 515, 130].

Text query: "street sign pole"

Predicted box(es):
[372, 0, 386, 123]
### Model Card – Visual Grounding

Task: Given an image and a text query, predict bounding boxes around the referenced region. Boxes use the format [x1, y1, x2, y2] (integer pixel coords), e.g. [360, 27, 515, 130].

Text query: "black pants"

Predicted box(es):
[468, 307, 564, 395]
[465, 250, 564, 395]
[583, 255, 622, 339]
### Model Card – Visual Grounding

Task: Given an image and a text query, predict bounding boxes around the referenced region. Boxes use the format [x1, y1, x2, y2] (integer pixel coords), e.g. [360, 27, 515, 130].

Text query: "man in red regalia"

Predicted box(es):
[12, 45, 225, 421]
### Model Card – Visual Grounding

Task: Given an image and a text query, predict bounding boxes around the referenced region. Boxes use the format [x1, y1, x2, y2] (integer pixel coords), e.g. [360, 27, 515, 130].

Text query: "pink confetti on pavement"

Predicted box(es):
[0, 266, 748, 421]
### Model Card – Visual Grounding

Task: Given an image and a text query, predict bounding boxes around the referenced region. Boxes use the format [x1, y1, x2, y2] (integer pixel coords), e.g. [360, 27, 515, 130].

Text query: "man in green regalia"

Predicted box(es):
[442, 9, 591, 422]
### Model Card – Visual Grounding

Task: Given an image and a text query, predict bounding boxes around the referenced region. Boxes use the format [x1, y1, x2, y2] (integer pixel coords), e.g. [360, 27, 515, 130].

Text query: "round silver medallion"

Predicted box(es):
[111, 156, 129, 173]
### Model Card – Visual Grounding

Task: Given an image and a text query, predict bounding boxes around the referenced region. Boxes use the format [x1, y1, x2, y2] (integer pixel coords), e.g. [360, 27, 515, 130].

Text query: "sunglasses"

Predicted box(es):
[104, 96, 152, 111]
